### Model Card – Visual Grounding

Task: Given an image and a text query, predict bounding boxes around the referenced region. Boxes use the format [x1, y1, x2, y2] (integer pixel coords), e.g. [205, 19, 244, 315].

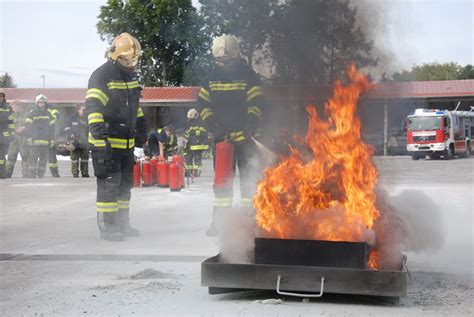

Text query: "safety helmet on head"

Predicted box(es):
[187, 108, 199, 120]
[35, 94, 48, 104]
[108, 32, 142, 68]
[212, 34, 240, 65]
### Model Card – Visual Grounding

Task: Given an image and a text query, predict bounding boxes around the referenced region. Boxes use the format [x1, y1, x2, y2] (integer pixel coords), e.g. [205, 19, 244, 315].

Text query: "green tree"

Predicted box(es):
[391, 62, 462, 82]
[458, 64, 474, 79]
[199, 0, 277, 67]
[0, 73, 17, 88]
[268, 0, 377, 84]
[97, 0, 209, 86]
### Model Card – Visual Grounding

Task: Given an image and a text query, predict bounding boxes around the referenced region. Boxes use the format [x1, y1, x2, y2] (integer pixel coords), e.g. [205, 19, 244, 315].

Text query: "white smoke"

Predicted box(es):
[373, 187, 445, 270]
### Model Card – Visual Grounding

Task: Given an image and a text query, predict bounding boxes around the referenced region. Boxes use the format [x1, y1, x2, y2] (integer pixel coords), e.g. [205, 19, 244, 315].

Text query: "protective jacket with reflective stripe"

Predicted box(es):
[197, 59, 264, 142]
[148, 128, 176, 156]
[85, 61, 147, 150]
[25, 107, 55, 146]
[64, 112, 89, 147]
[185, 118, 209, 151]
[0, 102, 14, 144]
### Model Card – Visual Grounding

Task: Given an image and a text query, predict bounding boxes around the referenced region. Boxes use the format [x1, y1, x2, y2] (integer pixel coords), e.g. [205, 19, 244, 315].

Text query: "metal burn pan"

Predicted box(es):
[255, 238, 370, 269]
[201, 254, 407, 299]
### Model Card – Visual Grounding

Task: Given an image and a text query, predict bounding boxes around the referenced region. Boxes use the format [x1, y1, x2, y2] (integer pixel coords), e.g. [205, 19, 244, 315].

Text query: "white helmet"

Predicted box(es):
[35, 94, 48, 104]
[212, 34, 240, 64]
[187, 108, 199, 119]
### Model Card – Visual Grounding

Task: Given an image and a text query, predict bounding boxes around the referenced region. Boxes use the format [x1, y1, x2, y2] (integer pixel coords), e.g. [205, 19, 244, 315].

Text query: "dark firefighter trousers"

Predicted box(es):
[93, 149, 134, 233]
[0, 143, 8, 178]
[28, 145, 49, 178]
[212, 140, 256, 213]
[70, 147, 89, 176]
[6, 138, 29, 177]
[185, 149, 204, 176]
[48, 147, 59, 176]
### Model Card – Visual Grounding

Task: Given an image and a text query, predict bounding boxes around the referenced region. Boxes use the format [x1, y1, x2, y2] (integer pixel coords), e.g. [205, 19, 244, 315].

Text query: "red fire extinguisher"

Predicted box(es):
[157, 160, 169, 187]
[172, 154, 185, 189]
[150, 157, 158, 186]
[133, 161, 141, 187]
[169, 162, 181, 192]
[214, 141, 234, 190]
[141, 160, 152, 187]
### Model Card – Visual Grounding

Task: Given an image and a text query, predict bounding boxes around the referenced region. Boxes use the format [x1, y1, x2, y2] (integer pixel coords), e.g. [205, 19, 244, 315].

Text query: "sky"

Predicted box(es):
[0, 0, 472, 88]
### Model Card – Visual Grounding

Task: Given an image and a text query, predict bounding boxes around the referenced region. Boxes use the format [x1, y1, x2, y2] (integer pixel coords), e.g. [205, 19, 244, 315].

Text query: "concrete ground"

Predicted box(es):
[0, 156, 473, 316]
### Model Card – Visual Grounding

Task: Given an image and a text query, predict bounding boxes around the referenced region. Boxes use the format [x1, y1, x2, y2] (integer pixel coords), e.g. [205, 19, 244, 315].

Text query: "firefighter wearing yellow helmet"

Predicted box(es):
[85, 32, 148, 241]
[197, 34, 265, 235]
[184, 108, 209, 177]
[24, 94, 56, 178]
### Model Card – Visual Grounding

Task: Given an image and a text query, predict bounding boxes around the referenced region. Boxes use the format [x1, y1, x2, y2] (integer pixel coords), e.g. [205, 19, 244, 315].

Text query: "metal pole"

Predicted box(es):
[383, 99, 388, 156]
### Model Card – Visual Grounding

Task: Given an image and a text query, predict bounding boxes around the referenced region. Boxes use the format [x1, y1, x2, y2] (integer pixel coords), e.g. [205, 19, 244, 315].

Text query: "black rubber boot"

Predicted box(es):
[118, 209, 140, 237]
[97, 212, 124, 241]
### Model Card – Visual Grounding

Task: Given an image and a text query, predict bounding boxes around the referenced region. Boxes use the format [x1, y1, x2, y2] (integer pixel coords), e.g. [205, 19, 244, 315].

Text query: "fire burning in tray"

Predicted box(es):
[254, 64, 381, 270]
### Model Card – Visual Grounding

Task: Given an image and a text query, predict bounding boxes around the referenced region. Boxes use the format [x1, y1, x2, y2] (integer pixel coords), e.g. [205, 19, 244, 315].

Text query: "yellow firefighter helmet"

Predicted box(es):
[187, 108, 199, 119]
[35, 93, 48, 104]
[108, 33, 142, 68]
[211, 34, 240, 65]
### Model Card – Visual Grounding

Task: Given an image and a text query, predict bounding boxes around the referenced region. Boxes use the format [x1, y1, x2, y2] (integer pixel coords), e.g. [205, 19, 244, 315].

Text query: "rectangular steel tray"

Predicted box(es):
[255, 238, 370, 269]
[202, 254, 407, 299]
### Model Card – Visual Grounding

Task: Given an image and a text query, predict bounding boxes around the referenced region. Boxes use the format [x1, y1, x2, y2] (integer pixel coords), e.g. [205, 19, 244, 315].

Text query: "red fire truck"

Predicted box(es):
[406, 108, 474, 160]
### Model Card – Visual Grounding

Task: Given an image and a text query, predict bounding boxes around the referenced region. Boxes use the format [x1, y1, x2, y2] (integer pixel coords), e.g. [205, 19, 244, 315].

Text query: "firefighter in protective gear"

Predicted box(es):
[86, 32, 147, 241]
[184, 108, 209, 177]
[47, 106, 60, 177]
[64, 104, 89, 177]
[198, 34, 265, 235]
[6, 100, 29, 178]
[0, 92, 15, 179]
[26, 94, 56, 178]
[148, 126, 176, 160]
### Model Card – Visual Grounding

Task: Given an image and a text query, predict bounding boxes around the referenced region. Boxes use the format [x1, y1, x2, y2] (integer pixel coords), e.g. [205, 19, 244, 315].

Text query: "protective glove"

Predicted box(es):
[134, 147, 145, 159]
[92, 141, 114, 178]
[157, 155, 164, 162]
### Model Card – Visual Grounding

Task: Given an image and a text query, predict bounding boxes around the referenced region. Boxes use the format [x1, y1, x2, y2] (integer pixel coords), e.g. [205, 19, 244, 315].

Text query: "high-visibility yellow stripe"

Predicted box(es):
[108, 137, 135, 149]
[107, 81, 139, 89]
[213, 197, 233, 207]
[246, 86, 264, 101]
[48, 163, 58, 168]
[49, 120, 56, 126]
[248, 106, 263, 119]
[8, 124, 15, 128]
[0, 160, 5, 164]
[118, 200, 130, 209]
[229, 131, 246, 142]
[25, 118, 33, 123]
[96, 202, 118, 213]
[241, 197, 253, 206]
[201, 108, 213, 121]
[88, 133, 106, 147]
[86, 88, 109, 106]
[88, 113, 104, 124]
[209, 82, 247, 91]
[190, 145, 209, 150]
[137, 107, 144, 118]
[32, 140, 50, 145]
[199, 88, 210, 102]
[3, 132, 10, 136]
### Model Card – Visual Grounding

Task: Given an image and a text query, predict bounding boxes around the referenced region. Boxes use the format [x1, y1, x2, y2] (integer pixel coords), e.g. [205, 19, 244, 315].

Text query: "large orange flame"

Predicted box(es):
[254, 64, 380, 269]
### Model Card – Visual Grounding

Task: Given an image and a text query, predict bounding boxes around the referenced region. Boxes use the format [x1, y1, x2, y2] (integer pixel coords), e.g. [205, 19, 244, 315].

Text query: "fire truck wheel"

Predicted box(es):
[444, 146, 454, 160]
[411, 154, 420, 161]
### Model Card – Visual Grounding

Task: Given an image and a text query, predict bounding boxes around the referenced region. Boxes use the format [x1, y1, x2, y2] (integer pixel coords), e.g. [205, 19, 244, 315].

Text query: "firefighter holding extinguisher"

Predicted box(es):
[197, 34, 265, 236]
